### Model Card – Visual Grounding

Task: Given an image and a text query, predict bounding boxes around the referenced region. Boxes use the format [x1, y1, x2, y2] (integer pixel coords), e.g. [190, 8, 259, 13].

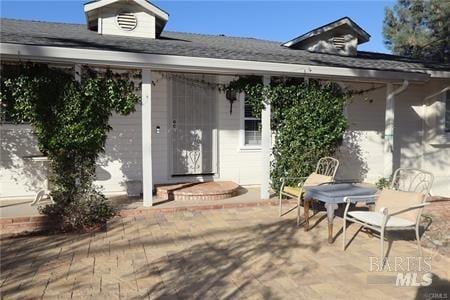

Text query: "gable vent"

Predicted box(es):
[116, 13, 138, 31]
[331, 37, 346, 50]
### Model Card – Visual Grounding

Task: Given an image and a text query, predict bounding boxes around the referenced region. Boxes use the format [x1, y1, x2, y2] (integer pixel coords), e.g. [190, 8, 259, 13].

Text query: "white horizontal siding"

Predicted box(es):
[0, 125, 47, 199]
[0, 72, 169, 199]
[99, 2, 156, 39]
[97, 72, 169, 194]
[216, 76, 262, 185]
[1, 74, 449, 200]
[96, 105, 143, 194]
[150, 73, 169, 184]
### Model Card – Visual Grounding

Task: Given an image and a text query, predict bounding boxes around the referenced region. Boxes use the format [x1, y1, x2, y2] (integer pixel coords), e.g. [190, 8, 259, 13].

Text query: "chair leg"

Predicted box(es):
[342, 217, 347, 251]
[380, 229, 385, 264]
[415, 224, 422, 257]
[297, 196, 301, 226]
[279, 195, 282, 217]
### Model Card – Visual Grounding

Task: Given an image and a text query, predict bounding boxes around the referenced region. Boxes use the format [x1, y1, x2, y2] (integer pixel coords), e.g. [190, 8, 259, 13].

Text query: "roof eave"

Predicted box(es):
[84, 0, 169, 22]
[0, 42, 432, 83]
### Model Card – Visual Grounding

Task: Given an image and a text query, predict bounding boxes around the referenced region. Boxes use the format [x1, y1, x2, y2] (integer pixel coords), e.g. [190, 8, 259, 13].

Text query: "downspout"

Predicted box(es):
[384, 80, 409, 178]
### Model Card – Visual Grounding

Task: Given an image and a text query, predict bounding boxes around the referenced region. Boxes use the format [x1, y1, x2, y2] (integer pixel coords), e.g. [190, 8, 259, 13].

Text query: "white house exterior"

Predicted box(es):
[1, 0, 449, 205]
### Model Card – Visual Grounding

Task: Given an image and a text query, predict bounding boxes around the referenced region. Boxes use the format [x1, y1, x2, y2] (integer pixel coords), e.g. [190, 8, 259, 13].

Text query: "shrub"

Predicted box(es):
[40, 186, 116, 231]
[375, 177, 391, 190]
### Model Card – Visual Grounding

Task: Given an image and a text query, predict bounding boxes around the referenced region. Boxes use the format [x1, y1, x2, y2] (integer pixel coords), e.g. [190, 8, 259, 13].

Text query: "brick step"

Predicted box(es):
[155, 181, 240, 201]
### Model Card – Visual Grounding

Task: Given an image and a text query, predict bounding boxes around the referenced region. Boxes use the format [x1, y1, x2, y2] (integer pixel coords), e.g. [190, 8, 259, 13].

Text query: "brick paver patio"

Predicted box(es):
[1, 206, 449, 299]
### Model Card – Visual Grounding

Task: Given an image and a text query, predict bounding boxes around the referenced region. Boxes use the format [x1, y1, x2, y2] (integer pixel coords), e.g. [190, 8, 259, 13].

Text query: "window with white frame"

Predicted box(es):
[240, 93, 261, 147]
[445, 90, 450, 132]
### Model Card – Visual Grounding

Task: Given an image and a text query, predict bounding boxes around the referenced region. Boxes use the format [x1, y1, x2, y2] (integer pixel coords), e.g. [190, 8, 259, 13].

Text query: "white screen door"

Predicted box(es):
[170, 75, 216, 176]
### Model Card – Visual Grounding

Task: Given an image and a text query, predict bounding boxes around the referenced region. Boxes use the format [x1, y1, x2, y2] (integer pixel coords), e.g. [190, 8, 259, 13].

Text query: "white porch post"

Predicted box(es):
[260, 75, 271, 199]
[142, 69, 153, 207]
[383, 83, 395, 178]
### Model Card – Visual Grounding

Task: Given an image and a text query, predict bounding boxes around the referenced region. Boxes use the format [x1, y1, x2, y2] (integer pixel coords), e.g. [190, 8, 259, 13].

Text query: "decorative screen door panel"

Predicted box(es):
[171, 75, 216, 175]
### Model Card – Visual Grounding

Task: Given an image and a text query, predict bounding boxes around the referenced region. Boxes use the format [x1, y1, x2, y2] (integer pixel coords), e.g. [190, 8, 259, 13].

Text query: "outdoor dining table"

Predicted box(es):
[303, 183, 378, 244]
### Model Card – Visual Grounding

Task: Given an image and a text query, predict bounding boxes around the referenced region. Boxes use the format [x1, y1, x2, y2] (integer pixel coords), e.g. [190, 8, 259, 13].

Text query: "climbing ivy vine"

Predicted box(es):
[1, 63, 140, 230]
[225, 76, 350, 192]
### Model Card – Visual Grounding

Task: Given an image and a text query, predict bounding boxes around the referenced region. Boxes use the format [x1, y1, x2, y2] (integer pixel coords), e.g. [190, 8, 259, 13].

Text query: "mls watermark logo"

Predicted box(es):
[368, 256, 433, 287]
[395, 272, 432, 287]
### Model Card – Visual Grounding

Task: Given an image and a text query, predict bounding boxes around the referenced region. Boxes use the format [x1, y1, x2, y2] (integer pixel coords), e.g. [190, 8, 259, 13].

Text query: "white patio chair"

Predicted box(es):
[279, 157, 339, 225]
[342, 168, 433, 261]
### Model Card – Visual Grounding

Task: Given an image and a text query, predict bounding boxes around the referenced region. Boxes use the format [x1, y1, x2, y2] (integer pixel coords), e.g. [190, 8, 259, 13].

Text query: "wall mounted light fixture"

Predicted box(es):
[226, 89, 237, 115]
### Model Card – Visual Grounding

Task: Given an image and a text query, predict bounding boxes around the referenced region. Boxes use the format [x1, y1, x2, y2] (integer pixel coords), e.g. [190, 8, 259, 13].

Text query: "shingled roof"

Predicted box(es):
[1, 18, 449, 73]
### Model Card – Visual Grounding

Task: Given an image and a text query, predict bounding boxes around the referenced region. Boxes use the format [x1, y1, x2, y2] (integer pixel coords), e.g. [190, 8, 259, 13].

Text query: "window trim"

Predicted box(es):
[239, 92, 262, 151]
[445, 90, 450, 133]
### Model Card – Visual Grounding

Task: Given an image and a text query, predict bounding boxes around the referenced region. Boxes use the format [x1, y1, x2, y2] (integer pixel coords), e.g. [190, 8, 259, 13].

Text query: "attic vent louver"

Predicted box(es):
[331, 37, 346, 50]
[116, 12, 138, 31]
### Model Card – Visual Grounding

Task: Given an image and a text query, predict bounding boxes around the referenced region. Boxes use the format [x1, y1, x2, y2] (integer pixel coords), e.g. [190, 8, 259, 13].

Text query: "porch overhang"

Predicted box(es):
[0, 43, 435, 83]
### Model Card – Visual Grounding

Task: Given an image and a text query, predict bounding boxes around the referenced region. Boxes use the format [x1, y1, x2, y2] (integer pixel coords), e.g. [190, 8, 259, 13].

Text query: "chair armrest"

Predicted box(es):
[280, 177, 308, 191]
[343, 194, 378, 204]
[380, 203, 430, 217]
[297, 177, 309, 187]
[280, 176, 308, 186]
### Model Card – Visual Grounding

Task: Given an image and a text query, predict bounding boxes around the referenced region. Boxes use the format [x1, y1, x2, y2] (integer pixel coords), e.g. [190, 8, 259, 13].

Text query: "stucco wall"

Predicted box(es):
[422, 79, 450, 196]
[338, 79, 450, 196]
[336, 82, 386, 183]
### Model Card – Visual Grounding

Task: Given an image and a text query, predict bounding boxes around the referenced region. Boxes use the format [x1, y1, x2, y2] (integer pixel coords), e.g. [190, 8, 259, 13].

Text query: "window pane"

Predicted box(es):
[245, 103, 260, 118]
[245, 119, 261, 145]
[446, 91, 450, 132]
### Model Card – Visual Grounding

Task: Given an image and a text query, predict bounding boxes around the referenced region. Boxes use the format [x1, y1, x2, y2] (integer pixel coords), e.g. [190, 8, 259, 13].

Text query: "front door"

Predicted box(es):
[170, 74, 216, 176]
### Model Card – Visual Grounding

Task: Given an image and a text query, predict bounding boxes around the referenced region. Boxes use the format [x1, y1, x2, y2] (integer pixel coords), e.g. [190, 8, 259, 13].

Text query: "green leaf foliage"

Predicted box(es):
[375, 177, 391, 190]
[383, 0, 449, 62]
[226, 77, 349, 192]
[1, 63, 140, 230]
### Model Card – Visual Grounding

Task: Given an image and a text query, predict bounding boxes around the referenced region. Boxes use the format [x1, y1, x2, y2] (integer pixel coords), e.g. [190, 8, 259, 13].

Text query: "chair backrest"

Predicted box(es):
[375, 189, 425, 223]
[315, 157, 339, 179]
[375, 168, 434, 224]
[390, 168, 434, 198]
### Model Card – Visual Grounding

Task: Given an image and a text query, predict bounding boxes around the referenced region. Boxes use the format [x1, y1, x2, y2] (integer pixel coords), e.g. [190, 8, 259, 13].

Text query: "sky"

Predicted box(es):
[0, 0, 394, 53]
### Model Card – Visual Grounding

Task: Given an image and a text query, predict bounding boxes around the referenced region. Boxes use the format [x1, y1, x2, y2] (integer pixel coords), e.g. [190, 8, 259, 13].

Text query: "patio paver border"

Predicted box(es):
[0, 198, 295, 237]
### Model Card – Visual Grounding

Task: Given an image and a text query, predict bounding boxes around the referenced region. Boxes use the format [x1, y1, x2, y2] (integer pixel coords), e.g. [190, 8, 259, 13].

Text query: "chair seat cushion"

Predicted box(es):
[304, 172, 332, 187]
[283, 186, 302, 197]
[348, 211, 415, 227]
